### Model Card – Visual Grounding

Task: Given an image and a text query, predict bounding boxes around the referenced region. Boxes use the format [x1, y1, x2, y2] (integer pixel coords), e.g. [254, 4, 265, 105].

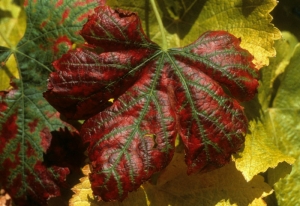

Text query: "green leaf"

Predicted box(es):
[107, 0, 281, 68]
[258, 32, 298, 110]
[265, 43, 300, 205]
[0, 0, 100, 205]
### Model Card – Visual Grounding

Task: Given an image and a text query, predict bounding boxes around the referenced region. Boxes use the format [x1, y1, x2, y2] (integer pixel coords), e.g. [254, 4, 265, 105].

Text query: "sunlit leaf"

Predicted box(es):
[234, 120, 295, 181]
[69, 164, 148, 206]
[0, 0, 25, 90]
[107, 0, 281, 68]
[143, 153, 272, 206]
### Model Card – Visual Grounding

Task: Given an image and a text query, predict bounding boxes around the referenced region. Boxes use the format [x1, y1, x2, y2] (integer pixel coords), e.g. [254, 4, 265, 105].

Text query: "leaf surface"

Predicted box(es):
[0, 0, 100, 205]
[258, 32, 298, 110]
[232, 32, 297, 182]
[107, 0, 281, 68]
[69, 164, 148, 206]
[0, 0, 25, 90]
[143, 153, 272, 206]
[70, 154, 272, 206]
[265, 43, 300, 205]
[0, 0, 25, 47]
[44, 6, 259, 201]
[233, 120, 295, 181]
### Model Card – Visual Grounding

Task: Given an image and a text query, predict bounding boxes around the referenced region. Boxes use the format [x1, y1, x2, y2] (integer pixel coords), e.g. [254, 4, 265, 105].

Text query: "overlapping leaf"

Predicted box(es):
[233, 120, 294, 181]
[143, 153, 272, 206]
[44, 6, 259, 201]
[70, 153, 272, 206]
[0, 0, 101, 205]
[0, 0, 25, 90]
[258, 32, 298, 110]
[107, 0, 281, 68]
[265, 43, 300, 205]
[232, 32, 297, 182]
[69, 164, 148, 206]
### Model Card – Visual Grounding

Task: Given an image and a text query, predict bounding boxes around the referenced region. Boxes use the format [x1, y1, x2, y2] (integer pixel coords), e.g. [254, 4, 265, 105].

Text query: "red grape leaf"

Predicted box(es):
[44, 6, 259, 201]
[0, 0, 101, 205]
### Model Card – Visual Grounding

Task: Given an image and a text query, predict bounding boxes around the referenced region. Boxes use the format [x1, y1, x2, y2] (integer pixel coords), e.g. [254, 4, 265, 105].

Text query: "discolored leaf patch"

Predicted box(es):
[44, 6, 259, 201]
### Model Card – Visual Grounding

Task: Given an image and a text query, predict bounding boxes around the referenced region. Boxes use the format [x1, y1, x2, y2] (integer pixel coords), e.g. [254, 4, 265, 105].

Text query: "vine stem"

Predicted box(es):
[150, 0, 167, 51]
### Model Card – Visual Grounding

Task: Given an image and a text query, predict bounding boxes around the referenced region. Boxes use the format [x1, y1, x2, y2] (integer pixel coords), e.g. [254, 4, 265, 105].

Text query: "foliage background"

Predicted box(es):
[0, 0, 300, 205]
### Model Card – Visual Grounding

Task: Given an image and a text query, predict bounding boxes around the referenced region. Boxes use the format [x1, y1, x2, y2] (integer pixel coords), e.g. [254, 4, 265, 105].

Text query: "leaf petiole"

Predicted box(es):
[150, 0, 167, 51]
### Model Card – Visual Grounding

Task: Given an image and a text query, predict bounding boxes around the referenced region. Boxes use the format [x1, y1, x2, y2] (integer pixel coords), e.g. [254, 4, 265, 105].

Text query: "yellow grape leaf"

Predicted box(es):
[0, 54, 19, 91]
[215, 198, 272, 206]
[107, 0, 281, 68]
[70, 165, 149, 206]
[0, 0, 26, 46]
[71, 153, 272, 206]
[143, 153, 272, 206]
[233, 33, 296, 182]
[233, 120, 295, 182]
[70, 165, 95, 206]
[0, 0, 25, 90]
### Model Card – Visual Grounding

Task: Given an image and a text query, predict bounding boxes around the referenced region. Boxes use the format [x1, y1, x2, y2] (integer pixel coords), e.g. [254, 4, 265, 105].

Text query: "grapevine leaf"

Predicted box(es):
[0, 54, 20, 91]
[0, 0, 25, 47]
[0, 0, 101, 205]
[143, 153, 272, 206]
[0, 0, 25, 90]
[233, 120, 295, 181]
[44, 6, 259, 201]
[233, 33, 297, 182]
[69, 165, 96, 206]
[70, 155, 272, 206]
[107, 0, 281, 68]
[258, 32, 298, 110]
[69, 164, 148, 206]
[265, 43, 300, 205]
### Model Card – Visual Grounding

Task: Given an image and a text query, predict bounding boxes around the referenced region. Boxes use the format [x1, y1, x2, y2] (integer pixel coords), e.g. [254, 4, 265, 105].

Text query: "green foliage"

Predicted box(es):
[264, 37, 300, 206]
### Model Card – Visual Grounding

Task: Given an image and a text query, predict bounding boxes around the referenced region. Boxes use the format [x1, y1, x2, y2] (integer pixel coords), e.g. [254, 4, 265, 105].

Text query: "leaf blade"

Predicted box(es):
[107, 0, 281, 68]
[0, 0, 101, 204]
[45, 5, 259, 201]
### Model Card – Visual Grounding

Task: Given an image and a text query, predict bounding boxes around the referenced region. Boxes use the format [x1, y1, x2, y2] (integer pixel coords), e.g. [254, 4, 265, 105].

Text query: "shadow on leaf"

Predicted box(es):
[157, 0, 208, 39]
[143, 152, 272, 206]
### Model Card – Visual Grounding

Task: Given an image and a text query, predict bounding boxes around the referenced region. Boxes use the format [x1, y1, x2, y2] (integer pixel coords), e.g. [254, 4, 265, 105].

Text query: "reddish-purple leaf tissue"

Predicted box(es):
[44, 6, 259, 201]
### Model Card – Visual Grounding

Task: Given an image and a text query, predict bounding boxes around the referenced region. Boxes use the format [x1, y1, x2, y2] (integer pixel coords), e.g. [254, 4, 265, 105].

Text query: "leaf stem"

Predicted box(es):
[150, 0, 167, 51]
